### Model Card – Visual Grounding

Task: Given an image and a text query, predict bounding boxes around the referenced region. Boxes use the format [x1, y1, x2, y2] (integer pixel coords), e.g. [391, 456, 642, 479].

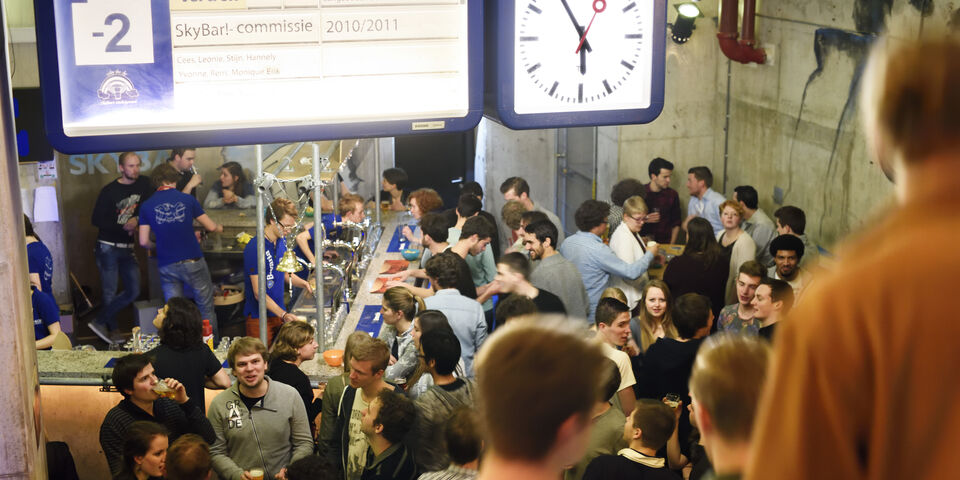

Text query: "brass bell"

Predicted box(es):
[276, 248, 304, 273]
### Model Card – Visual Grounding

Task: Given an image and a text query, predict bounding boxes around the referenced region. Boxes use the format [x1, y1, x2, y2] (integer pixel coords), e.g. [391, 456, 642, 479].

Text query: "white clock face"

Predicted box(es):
[513, 0, 654, 114]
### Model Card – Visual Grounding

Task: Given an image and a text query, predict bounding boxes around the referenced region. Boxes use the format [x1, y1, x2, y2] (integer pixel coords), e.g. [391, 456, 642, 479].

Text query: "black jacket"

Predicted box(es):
[327, 383, 403, 478]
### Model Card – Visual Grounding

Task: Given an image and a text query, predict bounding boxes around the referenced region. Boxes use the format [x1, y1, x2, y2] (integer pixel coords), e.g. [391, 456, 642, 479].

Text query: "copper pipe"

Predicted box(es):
[717, 0, 766, 64]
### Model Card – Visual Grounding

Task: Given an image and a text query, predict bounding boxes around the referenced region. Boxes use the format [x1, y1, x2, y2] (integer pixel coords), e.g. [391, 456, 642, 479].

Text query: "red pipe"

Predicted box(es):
[717, 0, 766, 64]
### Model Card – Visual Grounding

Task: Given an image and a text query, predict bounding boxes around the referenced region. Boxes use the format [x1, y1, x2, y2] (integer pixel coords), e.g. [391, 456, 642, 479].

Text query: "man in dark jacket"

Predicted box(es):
[582, 400, 680, 480]
[360, 390, 418, 480]
[329, 338, 402, 480]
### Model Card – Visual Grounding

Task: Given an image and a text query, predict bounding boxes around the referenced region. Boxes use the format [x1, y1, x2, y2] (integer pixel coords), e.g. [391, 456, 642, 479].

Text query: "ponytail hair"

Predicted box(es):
[383, 287, 424, 321]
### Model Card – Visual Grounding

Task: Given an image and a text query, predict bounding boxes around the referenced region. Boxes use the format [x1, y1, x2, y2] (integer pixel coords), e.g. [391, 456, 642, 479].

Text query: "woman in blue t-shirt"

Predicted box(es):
[33, 285, 61, 350]
[24, 214, 54, 293]
[203, 161, 255, 209]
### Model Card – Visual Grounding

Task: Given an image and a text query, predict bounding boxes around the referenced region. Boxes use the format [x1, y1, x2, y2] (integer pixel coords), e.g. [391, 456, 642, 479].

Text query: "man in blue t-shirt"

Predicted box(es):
[139, 163, 223, 339]
[33, 285, 61, 350]
[244, 197, 313, 345]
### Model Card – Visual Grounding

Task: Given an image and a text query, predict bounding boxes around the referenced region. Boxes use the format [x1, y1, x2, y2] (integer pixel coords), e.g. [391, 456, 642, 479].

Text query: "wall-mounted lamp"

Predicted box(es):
[671, 2, 703, 44]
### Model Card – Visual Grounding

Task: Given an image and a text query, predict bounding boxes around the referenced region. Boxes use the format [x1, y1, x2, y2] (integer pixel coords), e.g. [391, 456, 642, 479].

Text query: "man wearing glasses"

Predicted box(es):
[140, 163, 223, 339]
[243, 197, 313, 345]
[559, 200, 658, 323]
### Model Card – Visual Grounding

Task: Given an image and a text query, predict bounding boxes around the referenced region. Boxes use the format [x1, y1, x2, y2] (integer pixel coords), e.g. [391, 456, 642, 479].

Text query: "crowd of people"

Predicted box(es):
[41, 35, 958, 480]
[89, 148, 815, 480]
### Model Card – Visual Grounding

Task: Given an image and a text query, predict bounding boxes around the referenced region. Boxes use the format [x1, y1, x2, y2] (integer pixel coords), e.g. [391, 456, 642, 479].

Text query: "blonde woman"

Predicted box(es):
[717, 200, 757, 305]
[609, 195, 651, 308]
[629, 280, 679, 355]
[268, 321, 321, 432]
[381, 286, 426, 384]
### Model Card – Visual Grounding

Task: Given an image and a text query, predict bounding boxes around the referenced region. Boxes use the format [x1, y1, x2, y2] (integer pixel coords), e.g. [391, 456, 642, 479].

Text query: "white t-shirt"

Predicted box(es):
[600, 341, 636, 396]
[346, 392, 370, 480]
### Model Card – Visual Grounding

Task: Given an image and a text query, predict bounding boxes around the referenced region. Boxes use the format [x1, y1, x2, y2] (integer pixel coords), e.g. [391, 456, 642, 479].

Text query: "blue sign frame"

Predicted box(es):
[486, 0, 666, 129]
[34, 0, 484, 154]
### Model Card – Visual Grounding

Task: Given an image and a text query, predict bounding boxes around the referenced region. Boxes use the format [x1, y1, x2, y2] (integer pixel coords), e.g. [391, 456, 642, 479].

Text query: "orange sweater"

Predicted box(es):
[746, 162, 960, 480]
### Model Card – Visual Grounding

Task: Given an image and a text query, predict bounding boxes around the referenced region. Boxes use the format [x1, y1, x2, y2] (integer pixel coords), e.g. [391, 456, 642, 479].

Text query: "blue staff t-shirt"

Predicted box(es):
[32, 287, 59, 342]
[243, 236, 287, 319]
[139, 189, 205, 267]
[295, 214, 341, 260]
[27, 241, 54, 293]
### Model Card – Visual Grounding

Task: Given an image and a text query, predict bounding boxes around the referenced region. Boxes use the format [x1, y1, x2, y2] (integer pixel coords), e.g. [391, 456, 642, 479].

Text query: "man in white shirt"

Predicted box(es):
[594, 298, 637, 416]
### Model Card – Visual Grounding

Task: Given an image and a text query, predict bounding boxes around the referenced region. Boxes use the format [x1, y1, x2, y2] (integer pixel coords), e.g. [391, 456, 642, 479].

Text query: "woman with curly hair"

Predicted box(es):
[402, 188, 444, 243]
[149, 297, 231, 412]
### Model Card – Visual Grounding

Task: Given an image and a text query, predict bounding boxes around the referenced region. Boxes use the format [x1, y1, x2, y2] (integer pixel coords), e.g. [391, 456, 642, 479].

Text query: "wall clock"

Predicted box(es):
[488, 0, 665, 128]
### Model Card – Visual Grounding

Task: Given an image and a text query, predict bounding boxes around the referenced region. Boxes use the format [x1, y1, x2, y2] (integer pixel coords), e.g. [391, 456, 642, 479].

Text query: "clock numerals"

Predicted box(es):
[515, 0, 651, 110]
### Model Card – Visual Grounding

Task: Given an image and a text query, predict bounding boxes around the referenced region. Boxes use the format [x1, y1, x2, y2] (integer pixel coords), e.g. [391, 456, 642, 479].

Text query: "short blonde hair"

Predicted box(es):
[622, 195, 648, 217]
[270, 198, 297, 222]
[352, 337, 390, 373]
[600, 287, 628, 305]
[338, 193, 364, 216]
[476, 316, 607, 461]
[227, 337, 267, 369]
[343, 331, 372, 373]
[718, 200, 744, 218]
[689, 334, 771, 441]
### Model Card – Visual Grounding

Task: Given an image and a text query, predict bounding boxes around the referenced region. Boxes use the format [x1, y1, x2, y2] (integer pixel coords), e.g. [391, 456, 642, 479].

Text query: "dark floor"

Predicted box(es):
[72, 304, 137, 350]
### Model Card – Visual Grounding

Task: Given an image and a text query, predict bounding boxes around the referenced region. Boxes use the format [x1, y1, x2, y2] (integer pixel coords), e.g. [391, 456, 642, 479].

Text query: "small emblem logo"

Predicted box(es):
[97, 70, 139, 104]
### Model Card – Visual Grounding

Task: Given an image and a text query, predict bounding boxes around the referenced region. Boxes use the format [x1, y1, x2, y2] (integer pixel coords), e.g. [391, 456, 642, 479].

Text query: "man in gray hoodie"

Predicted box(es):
[207, 337, 313, 480]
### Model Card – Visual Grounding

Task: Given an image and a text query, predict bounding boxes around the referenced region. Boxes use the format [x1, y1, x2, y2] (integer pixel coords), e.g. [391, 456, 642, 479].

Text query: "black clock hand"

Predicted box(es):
[559, 0, 592, 52]
[580, 46, 587, 74]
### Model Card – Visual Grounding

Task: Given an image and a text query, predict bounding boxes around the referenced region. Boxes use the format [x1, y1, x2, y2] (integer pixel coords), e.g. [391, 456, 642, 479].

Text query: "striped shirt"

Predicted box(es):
[418, 465, 478, 480]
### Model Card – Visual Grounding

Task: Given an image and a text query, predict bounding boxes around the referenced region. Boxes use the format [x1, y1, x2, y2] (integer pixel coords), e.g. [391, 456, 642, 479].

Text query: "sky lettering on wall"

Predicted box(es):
[67, 151, 167, 175]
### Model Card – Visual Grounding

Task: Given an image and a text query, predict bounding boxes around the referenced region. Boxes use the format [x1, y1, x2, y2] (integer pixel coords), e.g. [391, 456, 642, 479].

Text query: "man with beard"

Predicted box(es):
[523, 220, 589, 321]
[207, 337, 313, 480]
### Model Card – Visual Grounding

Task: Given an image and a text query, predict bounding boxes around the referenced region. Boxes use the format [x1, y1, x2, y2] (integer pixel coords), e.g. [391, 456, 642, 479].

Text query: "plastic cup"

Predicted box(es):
[249, 469, 264, 480]
[152, 381, 176, 400]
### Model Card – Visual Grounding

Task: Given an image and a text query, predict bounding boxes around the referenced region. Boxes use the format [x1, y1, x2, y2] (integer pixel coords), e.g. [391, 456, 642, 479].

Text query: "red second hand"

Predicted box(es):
[576, 0, 607, 53]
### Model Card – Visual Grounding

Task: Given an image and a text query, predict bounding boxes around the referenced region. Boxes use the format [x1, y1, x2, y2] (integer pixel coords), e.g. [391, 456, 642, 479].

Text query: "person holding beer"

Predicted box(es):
[99, 353, 216, 477]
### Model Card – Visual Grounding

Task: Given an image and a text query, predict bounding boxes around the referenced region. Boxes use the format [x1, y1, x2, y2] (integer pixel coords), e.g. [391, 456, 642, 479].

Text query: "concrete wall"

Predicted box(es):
[476, 118, 557, 244]
[620, 0, 958, 249]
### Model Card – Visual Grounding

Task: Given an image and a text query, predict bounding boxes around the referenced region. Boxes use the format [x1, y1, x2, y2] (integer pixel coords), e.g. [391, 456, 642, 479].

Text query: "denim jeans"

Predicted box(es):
[95, 242, 141, 330]
[158, 258, 219, 339]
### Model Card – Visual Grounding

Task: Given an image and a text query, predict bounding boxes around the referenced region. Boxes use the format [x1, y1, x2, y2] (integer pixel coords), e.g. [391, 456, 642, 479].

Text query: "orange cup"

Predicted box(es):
[323, 349, 344, 367]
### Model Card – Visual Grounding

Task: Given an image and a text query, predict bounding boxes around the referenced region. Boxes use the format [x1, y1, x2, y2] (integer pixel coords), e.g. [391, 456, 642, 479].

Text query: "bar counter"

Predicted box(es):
[37, 210, 413, 479]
